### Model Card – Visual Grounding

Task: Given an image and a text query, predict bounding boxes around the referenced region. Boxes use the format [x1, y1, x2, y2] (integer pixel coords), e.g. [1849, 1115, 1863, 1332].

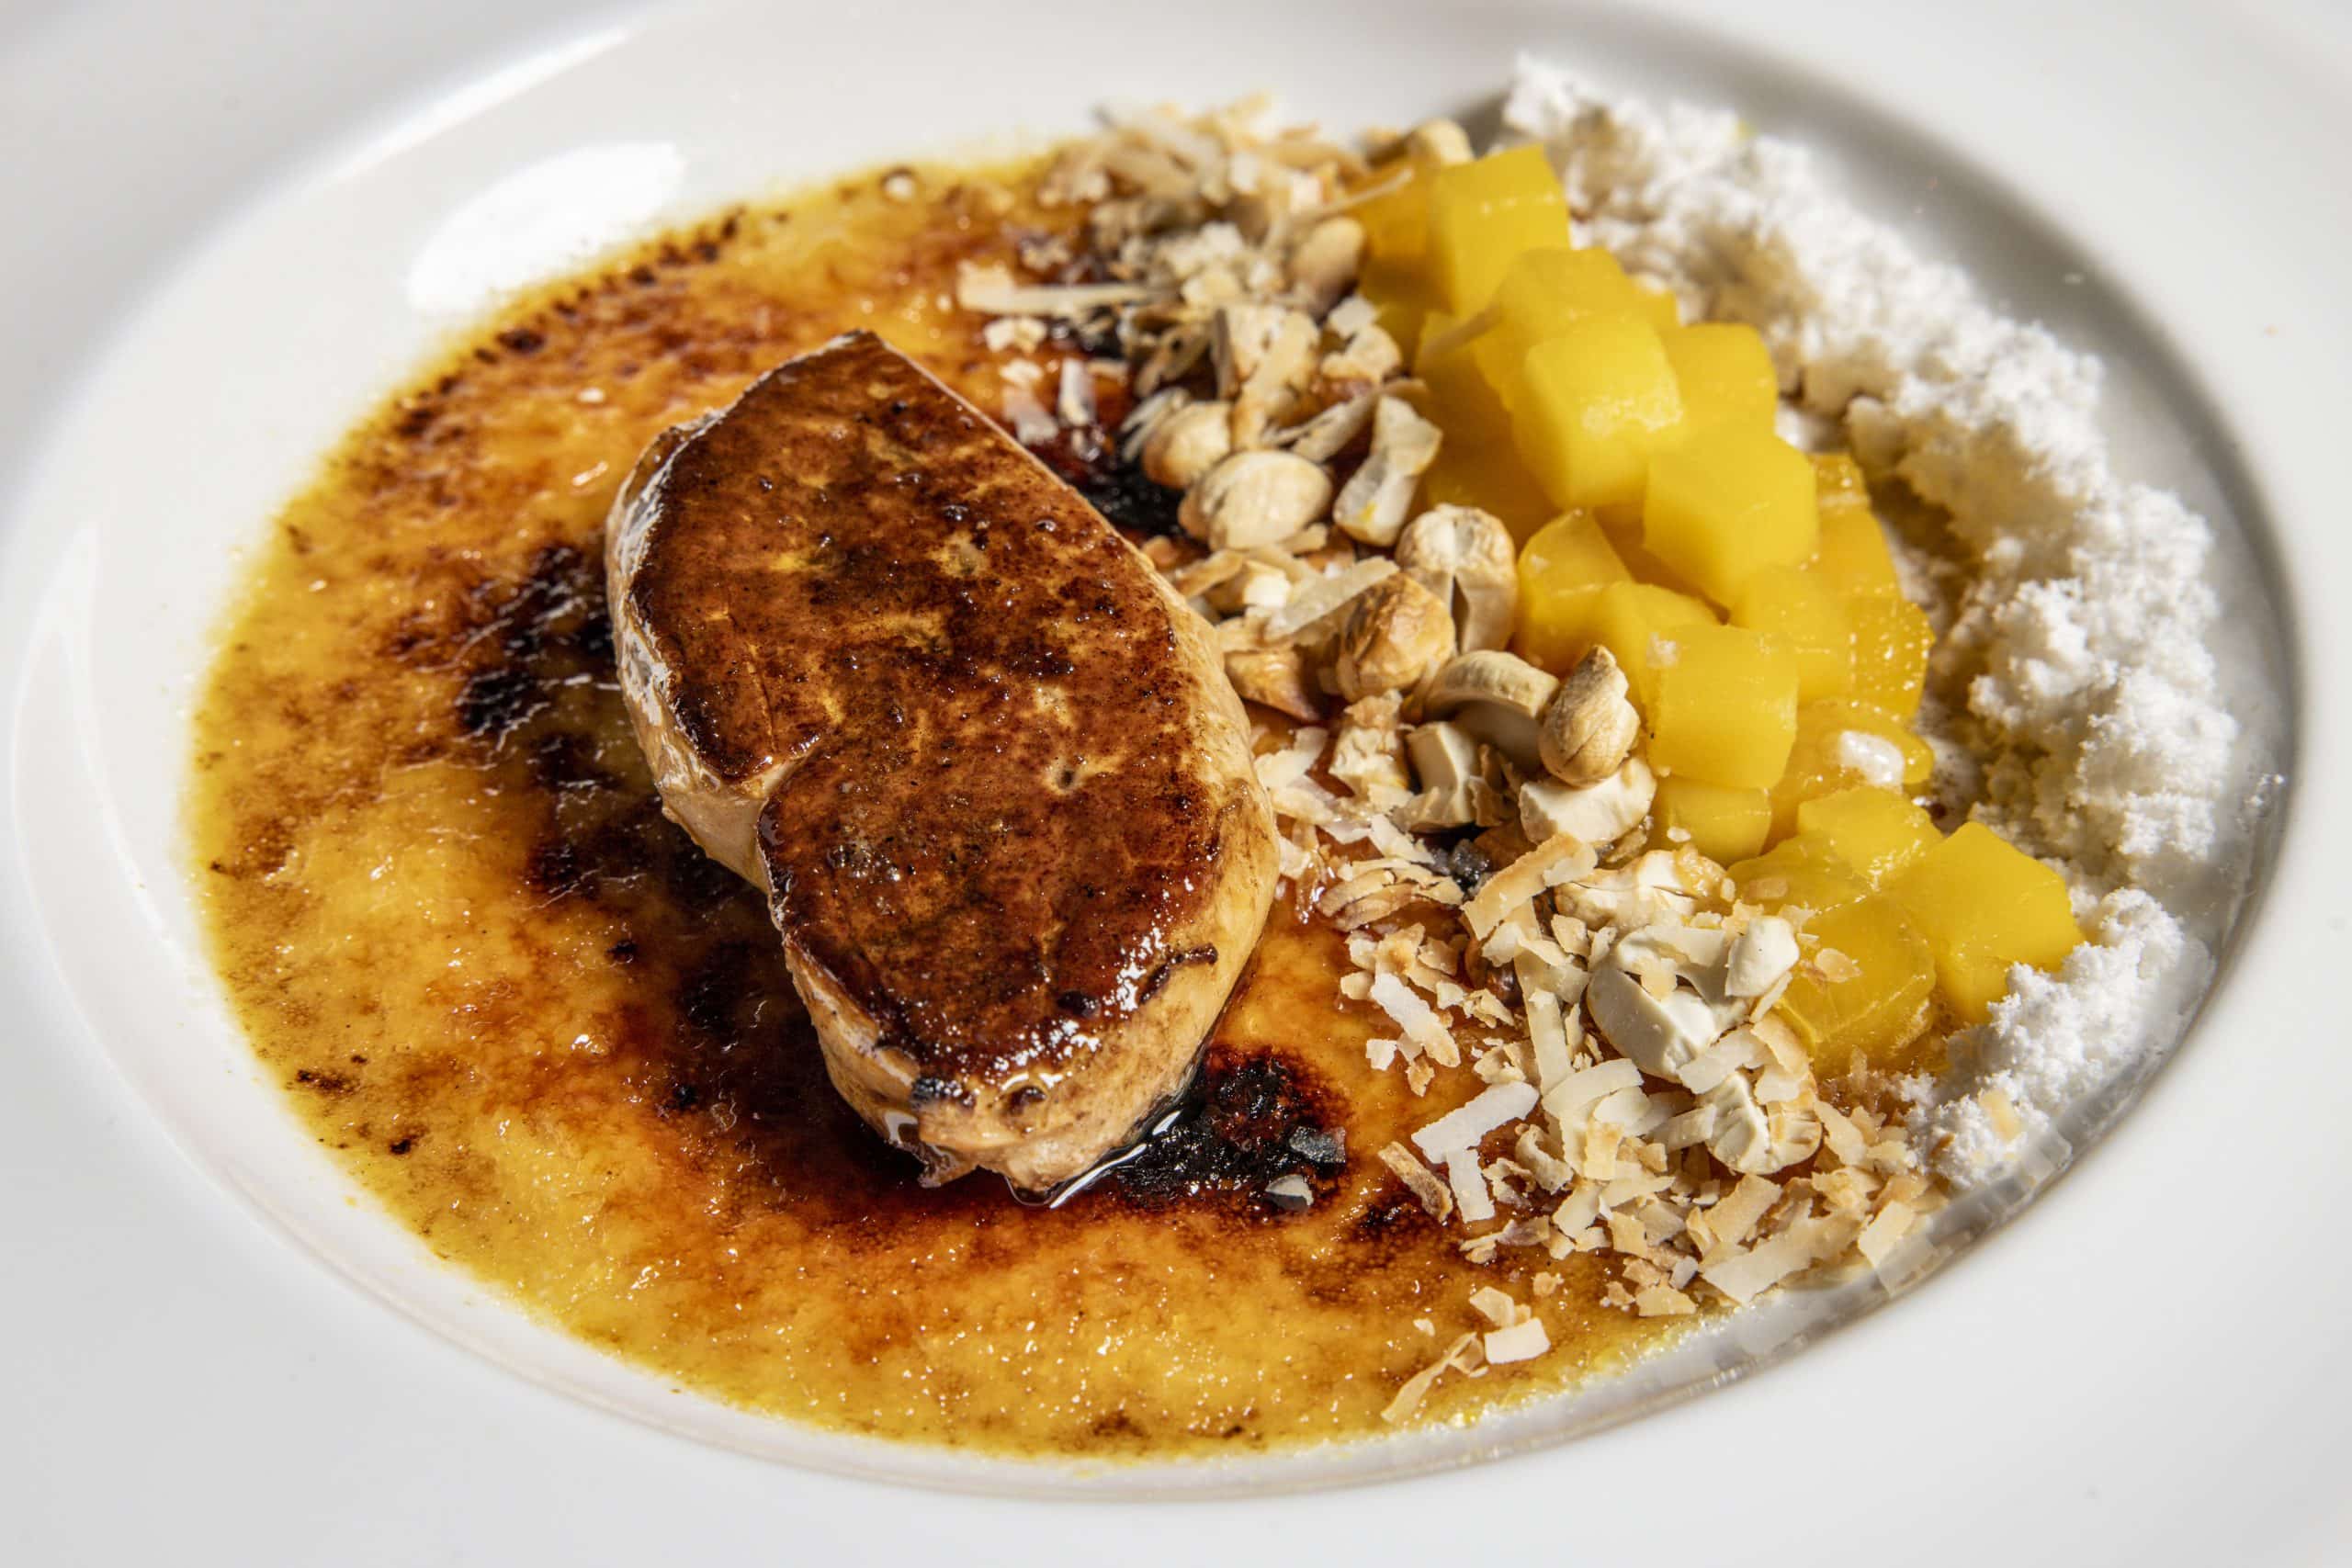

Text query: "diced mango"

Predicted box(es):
[1809, 452, 1870, 510]
[1642, 427, 1819, 606]
[1768, 700, 1937, 840]
[1727, 835, 1871, 914]
[1413, 312, 1515, 455]
[1590, 581, 1718, 707]
[1420, 441, 1556, 545]
[1732, 565, 1851, 701]
[1651, 777, 1771, 863]
[1634, 284, 1680, 333]
[1360, 256, 1433, 359]
[1515, 315, 1685, 509]
[1775, 895, 1938, 1077]
[1889, 822, 2084, 1025]
[1514, 512, 1633, 672]
[1810, 503, 1902, 600]
[1427, 146, 1571, 313]
[1468, 247, 1648, 400]
[1659, 322, 1778, 435]
[1847, 593, 1934, 720]
[1797, 788, 1939, 886]
[1648, 624, 1801, 789]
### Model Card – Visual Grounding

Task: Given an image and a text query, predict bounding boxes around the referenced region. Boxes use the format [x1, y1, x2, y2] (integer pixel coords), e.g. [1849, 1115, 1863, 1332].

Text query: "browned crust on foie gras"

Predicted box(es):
[605, 330, 1278, 1190]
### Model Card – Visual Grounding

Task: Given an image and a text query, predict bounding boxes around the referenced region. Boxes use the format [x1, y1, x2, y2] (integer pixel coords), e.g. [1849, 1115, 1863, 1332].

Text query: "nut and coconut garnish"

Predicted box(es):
[961, 99, 1943, 1423]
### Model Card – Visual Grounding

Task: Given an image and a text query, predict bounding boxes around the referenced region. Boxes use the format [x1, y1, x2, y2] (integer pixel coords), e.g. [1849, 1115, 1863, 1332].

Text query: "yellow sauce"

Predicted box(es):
[187, 156, 1692, 1458]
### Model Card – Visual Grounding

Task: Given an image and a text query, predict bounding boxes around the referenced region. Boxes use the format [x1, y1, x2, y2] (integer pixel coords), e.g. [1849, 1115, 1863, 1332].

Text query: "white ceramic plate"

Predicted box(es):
[6, 0, 2350, 1561]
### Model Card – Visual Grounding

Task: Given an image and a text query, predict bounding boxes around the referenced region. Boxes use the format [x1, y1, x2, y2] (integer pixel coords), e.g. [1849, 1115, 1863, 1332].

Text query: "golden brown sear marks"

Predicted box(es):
[623, 333, 1232, 1081]
[187, 159, 1690, 1459]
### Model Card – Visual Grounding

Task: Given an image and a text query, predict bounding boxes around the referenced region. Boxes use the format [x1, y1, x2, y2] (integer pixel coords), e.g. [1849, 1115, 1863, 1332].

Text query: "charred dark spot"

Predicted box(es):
[526, 836, 591, 899]
[293, 1068, 354, 1096]
[910, 1075, 973, 1109]
[669, 1082, 703, 1112]
[387, 1135, 416, 1156]
[1103, 1048, 1343, 1213]
[1055, 988, 1098, 1019]
[496, 327, 547, 355]
[456, 666, 543, 739]
[607, 939, 639, 964]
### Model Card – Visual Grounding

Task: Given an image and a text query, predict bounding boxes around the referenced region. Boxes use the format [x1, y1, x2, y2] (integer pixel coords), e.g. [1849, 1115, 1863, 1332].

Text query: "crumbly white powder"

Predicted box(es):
[1503, 60, 2249, 1179]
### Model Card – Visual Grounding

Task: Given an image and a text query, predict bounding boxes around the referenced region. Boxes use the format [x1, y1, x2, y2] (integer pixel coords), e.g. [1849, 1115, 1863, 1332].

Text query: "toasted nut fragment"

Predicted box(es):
[1142, 400, 1234, 489]
[1407, 118, 1474, 165]
[1396, 504, 1519, 653]
[1405, 720, 1482, 830]
[1332, 397, 1442, 547]
[1422, 650, 1559, 774]
[1318, 323, 1404, 396]
[1334, 572, 1455, 701]
[1180, 450, 1333, 549]
[1231, 309, 1320, 447]
[1288, 215, 1365, 315]
[1539, 646, 1642, 786]
[1223, 643, 1322, 721]
[1280, 389, 1380, 464]
[1520, 758, 1657, 848]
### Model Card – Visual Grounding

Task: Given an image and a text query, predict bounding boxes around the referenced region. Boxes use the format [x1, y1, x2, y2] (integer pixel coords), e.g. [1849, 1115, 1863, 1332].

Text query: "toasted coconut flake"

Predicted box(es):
[1446, 1149, 1497, 1223]
[1634, 1286, 1697, 1318]
[1263, 557, 1397, 640]
[1461, 833, 1600, 940]
[1857, 1200, 1919, 1271]
[956, 261, 1158, 316]
[1467, 1285, 1519, 1329]
[1379, 1141, 1454, 1221]
[1411, 1079, 1540, 1160]
[1482, 1317, 1551, 1364]
[1980, 1086, 2025, 1142]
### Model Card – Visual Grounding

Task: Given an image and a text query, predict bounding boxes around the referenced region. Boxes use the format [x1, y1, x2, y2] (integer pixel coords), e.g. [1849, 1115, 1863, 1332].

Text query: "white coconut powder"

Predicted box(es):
[1503, 59, 2257, 1179]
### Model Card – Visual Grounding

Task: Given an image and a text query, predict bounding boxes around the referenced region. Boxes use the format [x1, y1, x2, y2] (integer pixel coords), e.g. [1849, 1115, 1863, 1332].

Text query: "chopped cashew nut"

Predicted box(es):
[1141, 400, 1234, 489]
[1405, 721, 1482, 829]
[1421, 650, 1560, 774]
[1335, 572, 1456, 700]
[1520, 758, 1657, 848]
[1395, 505, 1519, 652]
[1333, 397, 1442, 546]
[1724, 916, 1800, 998]
[1179, 450, 1332, 549]
[1538, 647, 1642, 786]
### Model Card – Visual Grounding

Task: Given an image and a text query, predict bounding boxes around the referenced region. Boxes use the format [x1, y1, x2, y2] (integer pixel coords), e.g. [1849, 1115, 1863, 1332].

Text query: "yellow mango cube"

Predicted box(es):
[1420, 441, 1556, 545]
[1659, 322, 1779, 435]
[1634, 284, 1680, 333]
[1413, 312, 1515, 455]
[1590, 581, 1718, 707]
[1796, 788, 1939, 886]
[1647, 624, 1801, 789]
[1768, 700, 1937, 840]
[1889, 822, 2084, 1024]
[1727, 834, 1871, 914]
[1642, 427, 1819, 606]
[1848, 593, 1935, 720]
[1513, 512, 1633, 671]
[1776, 895, 1938, 1077]
[1733, 564, 1852, 700]
[1514, 315, 1685, 509]
[1652, 777, 1771, 863]
[1427, 146, 1571, 313]
[1468, 247, 1648, 400]
[1810, 452, 1870, 509]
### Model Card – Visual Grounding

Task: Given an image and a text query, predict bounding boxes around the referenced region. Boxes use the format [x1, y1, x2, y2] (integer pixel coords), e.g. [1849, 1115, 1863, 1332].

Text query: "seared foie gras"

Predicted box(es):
[607, 331, 1278, 1189]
